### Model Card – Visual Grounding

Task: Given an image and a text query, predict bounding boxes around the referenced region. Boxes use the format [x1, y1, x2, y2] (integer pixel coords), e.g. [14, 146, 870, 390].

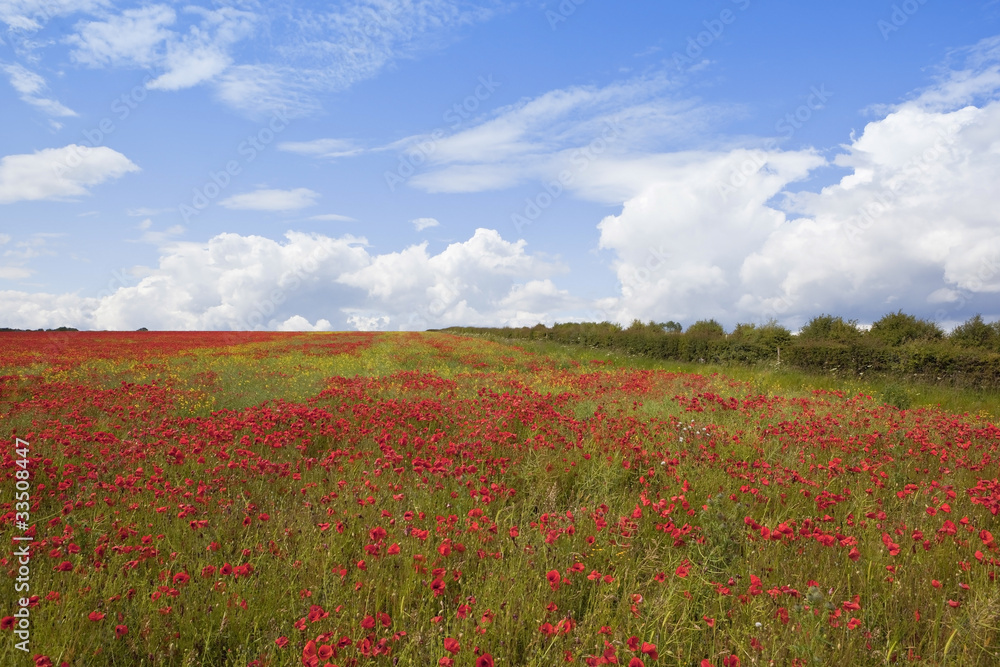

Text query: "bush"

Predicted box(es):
[869, 311, 943, 347]
[797, 314, 862, 343]
[950, 314, 997, 350]
[686, 319, 726, 339]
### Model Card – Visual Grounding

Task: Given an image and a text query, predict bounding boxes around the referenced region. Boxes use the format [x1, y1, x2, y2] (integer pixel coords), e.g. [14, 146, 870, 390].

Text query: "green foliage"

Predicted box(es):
[797, 314, 862, 343]
[869, 310, 943, 346]
[950, 314, 997, 350]
[685, 319, 726, 339]
[444, 310, 1000, 389]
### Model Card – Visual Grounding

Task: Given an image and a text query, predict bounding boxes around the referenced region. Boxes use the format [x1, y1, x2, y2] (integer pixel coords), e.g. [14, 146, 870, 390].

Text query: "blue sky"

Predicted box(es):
[2, 0, 1000, 332]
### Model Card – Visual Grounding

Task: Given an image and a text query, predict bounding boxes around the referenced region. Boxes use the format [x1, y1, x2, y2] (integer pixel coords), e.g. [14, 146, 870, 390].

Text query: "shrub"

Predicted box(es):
[949, 314, 997, 350]
[869, 311, 943, 347]
[797, 314, 862, 343]
[686, 319, 726, 339]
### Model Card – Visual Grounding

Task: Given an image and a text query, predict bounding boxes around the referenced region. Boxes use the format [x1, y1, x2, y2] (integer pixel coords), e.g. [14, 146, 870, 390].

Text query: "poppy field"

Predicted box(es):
[1, 331, 999, 666]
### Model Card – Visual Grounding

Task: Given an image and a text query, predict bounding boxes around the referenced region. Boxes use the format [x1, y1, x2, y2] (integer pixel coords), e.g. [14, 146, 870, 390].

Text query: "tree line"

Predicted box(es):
[442, 312, 1000, 389]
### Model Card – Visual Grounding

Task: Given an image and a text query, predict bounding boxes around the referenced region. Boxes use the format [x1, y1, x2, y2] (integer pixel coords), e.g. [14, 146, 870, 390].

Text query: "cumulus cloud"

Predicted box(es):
[0, 145, 139, 204]
[219, 188, 319, 211]
[597, 37, 1000, 328]
[0, 228, 570, 331]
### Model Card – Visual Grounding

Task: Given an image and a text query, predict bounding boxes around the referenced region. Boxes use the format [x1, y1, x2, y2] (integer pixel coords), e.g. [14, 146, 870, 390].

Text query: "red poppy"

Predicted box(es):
[444, 637, 460, 655]
[115, 625, 128, 638]
[1, 617, 14, 630]
[475, 654, 494, 667]
[547, 569, 561, 591]
[88, 611, 105, 622]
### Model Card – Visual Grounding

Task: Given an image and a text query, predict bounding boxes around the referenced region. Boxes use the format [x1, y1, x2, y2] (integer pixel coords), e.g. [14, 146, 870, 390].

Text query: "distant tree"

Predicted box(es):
[731, 321, 791, 349]
[949, 314, 996, 349]
[869, 311, 943, 346]
[659, 321, 683, 334]
[797, 314, 861, 342]
[686, 319, 726, 339]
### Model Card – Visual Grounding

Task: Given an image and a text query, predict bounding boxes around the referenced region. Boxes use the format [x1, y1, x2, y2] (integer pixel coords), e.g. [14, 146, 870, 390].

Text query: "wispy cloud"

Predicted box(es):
[308, 213, 358, 222]
[219, 187, 320, 211]
[278, 138, 365, 159]
[2, 63, 77, 117]
[53, 0, 508, 118]
[412, 217, 440, 231]
[0, 0, 109, 31]
[67, 4, 256, 91]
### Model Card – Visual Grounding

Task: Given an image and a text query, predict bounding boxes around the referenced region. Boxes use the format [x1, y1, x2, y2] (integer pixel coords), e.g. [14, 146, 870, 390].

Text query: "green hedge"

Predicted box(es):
[442, 321, 1000, 389]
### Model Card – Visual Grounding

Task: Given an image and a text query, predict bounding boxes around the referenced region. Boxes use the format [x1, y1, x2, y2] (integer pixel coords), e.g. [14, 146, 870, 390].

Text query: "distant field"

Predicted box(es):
[1, 331, 998, 666]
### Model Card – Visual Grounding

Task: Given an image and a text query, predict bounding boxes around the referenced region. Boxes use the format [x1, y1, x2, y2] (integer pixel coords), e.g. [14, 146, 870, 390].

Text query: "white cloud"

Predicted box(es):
[596, 37, 1000, 328]
[308, 213, 358, 222]
[278, 138, 364, 159]
[0, 0, 108, 31]
[411, 217, 440, 231]
[67, 4, 256, 91]
[2, 63, 77, 117]
[67, 5, 175, 68]
[399, 75, 727, 198]
[276, 315, 333, 331]
[219, 187, 319, 211]
[148, 6, 256, 91]
[0, 228, 570, 331]
[0, 145, 139, 204]
[54, 0, 504, 118]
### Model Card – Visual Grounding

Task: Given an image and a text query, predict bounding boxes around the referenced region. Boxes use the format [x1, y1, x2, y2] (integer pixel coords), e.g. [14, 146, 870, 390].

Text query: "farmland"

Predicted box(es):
[1, 331, 999, 666]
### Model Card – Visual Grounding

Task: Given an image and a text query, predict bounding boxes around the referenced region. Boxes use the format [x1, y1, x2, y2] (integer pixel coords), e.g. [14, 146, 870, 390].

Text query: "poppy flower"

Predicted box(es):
[475, 654, 494, 667]
[115, 625, 128, 638]
[88, 611, 105, 622]
[547, 569, 561, 590]
[444, 637, 460, 654]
